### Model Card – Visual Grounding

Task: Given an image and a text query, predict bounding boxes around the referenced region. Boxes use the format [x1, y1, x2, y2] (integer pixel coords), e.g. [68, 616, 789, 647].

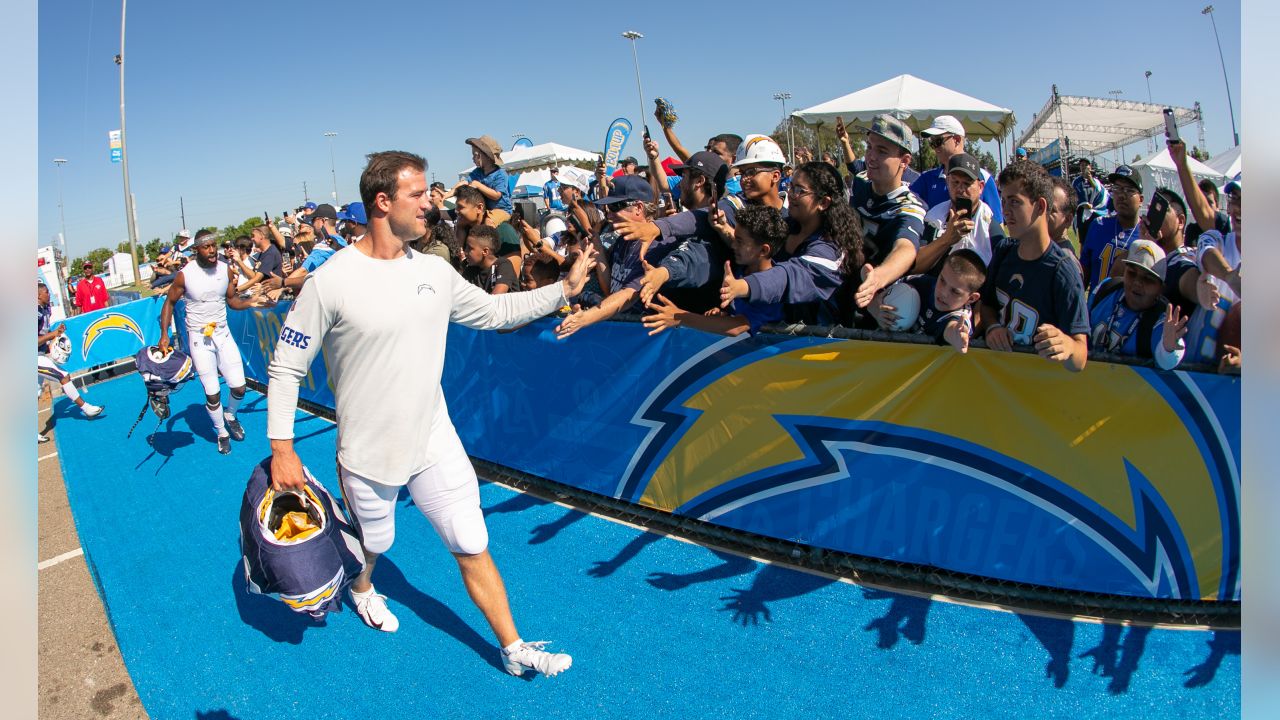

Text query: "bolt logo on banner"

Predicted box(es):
[83, 312, 145, 360]
[602, 118, 633, 176]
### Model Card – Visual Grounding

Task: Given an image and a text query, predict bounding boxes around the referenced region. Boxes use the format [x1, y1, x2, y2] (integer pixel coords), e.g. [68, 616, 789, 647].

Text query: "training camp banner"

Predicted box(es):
[231, 305, 1241, 602]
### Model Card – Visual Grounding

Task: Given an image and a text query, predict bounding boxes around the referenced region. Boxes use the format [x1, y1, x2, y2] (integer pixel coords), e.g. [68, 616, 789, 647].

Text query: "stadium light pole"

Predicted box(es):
[116, 0, 140, 284]
[1201, 5, 1239, 147]
[323, 132, 339, 205]
[773, 92, 794, 165]
[53, 158, 69, 248]
[621, 31, 649, 139]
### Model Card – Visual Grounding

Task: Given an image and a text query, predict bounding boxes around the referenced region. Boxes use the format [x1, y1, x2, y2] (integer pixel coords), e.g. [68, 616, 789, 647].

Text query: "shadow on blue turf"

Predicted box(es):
[195, 709, 242, 720]
[373, 557, 515, 677]
[862, 588, 932, 649]
[231, 560, 322, 645]
[1078, 623, 1153, 695]
[1018, 613, 1076, 688]
[1183, 630, 1239, 688]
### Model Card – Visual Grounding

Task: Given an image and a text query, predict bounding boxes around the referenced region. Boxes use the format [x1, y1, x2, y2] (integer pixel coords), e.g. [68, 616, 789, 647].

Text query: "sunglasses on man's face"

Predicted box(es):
[606, 200, 639, 213]
[929, 135, 954, 149]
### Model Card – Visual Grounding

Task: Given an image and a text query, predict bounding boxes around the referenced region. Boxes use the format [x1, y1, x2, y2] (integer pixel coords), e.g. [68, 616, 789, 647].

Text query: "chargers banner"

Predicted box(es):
[601, 118, 633, 176]
[232, 308, 1241, 602]
[229, 302, 335, 408]
[56, 296, 164, 373]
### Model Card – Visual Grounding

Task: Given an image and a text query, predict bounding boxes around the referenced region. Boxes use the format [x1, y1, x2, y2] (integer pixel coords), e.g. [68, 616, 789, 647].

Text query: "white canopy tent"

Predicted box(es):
[791, 74, 1016, 141]
[458, 141, 601, 179]
[510, 166, 594, 198]
[1017, 87, 1203, 161]
[1129, 149, 1225, 204]
[1205, 145, 1241, 180]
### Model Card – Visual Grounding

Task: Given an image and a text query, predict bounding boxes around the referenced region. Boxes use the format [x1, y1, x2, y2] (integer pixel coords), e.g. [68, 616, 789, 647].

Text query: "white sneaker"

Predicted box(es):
[502, 641, 573, 677]
[83, 403, 104, 418]
[38, 433, 50, 444]
[349, 586, 399, 633]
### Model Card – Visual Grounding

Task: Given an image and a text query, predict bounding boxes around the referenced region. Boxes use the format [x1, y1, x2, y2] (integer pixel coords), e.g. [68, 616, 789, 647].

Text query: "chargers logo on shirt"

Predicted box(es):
[612, 335, 1238, 601]
[279, 326, 311, 350]
[82, 313, 145, 360]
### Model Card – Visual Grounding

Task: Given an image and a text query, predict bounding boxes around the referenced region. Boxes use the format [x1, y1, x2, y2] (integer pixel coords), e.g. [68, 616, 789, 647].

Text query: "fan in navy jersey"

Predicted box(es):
[871, 249, 987, 353]
[1087, 239, 1187, 370]
[980, 160, 1090, 372]
[1079, 165, 1142, 290]
[842, 114, 926, 327]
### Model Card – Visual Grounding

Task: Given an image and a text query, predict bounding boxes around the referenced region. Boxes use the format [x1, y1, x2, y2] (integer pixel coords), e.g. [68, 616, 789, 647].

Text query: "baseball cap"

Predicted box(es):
[920, 115, 966, 138]
[867, 114, 915, 152]
[946, 153, 982, 181]
[304, 202, 317, 210]
[160, 245, 172, 253]
[1122, 239, 1167, 280]
[176, 229, 192, 239]
[337, 201, 367, 225]
[465, 135, 504, 167]
[1225, 175, 1241, 195]
[732, 134, 786, 167]
[1015, 147, 1028, 158]
[670, 151, 727, 179]
[1153, 187, 1187, 216]
[309, 203, 338, 222]
[82, 260, 94, 268]
[1107, 165, 1143, 193]
[592, 175, 653, 206]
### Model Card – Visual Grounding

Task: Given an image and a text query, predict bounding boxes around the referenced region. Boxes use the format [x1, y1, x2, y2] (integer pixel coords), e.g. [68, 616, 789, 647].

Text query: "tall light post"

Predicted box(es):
[1202, 5, 1239, 147]
[116, 0, 139, 283]
[323, 131, 339, 205]
[773, 92, 794, 165]
[1152, 70, 1162, 152]
[52, 158, 69, 248]
[621, 31, 649, 139]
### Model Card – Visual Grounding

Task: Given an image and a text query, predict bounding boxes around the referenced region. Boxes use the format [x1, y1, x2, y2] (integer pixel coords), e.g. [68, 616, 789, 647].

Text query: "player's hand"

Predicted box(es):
[1033, 324, 1071, 363]
[985, 324, 1013, 352]
[719, 261, 748, 308]
[560, 244, 598, 298]
[1162, 304, 1189, 352]
[855, 264, 880, 308]
[269, 444, 306, 492]
[613, 218, 661, 243]
[156, 334, 170, 355]
[642, 294, 681, 336]
[638, 258, 670, 306]
[53, 324, 66, 337]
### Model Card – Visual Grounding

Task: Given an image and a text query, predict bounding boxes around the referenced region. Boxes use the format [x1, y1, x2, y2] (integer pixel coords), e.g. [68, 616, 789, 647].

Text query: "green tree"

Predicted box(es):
[1189, 145, 1211, 162]
[219, 217, 263, 245]
[771, 119, 864, 165]
[70, 247, 115, 273]
[145, 238, 163, 260]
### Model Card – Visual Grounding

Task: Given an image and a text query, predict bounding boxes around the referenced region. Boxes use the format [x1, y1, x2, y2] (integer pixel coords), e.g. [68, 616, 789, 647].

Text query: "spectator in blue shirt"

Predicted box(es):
[1079, 165, 1142, 290]
[451, 134, 513, 218]
[543, 168, 565, 211]
[1087, 239, 1187, 370]
[912, 115, 1003, 225]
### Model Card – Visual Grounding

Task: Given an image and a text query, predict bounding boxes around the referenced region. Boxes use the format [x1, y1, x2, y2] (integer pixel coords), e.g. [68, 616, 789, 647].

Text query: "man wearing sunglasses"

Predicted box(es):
[555, 175, 677, 338]
[912, 115, 1003, 225]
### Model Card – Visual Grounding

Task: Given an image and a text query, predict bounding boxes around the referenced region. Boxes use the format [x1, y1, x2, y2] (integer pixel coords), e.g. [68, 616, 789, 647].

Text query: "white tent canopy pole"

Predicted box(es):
[790, 74, 1015, 141]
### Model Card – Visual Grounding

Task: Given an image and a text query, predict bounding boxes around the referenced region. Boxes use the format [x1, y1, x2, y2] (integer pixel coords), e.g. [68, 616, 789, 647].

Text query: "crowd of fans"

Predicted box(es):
[161, 110, 1243, 375]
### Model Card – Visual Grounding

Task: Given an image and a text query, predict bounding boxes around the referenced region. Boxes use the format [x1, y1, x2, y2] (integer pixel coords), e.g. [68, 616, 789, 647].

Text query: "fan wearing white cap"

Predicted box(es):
[911, 115, 1004, 226]
[1086, 239, 1187, 370]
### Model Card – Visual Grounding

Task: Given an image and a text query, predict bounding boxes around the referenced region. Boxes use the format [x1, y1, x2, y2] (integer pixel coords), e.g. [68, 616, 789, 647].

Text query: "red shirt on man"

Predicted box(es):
[75, 269, 109, 313]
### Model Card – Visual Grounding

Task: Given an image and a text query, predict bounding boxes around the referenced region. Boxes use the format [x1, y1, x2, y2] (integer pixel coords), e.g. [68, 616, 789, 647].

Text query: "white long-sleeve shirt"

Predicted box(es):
[267, 244, 567, 485]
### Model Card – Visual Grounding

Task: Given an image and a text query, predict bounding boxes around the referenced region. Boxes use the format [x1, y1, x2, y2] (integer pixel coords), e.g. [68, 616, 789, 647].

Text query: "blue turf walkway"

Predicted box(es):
[53, 375, 1239, 719]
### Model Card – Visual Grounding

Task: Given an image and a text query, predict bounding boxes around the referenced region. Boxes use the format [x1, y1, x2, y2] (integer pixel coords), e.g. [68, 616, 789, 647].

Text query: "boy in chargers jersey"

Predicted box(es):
[871, 249, 986, 353]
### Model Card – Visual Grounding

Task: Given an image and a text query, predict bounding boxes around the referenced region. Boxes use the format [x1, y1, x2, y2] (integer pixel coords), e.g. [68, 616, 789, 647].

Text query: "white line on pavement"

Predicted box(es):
[37, 547, 84, 571]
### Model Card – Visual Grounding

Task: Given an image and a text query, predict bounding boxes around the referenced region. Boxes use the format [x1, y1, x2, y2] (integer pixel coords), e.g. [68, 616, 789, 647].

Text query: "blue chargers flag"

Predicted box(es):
[602, 117, 633, 176]
[239, 457, 366, 618]
[58, 296, 165, 374]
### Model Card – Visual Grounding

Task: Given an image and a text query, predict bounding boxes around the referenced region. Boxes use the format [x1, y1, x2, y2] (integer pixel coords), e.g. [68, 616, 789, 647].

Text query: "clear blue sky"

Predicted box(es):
[37, 0, 1240, 258]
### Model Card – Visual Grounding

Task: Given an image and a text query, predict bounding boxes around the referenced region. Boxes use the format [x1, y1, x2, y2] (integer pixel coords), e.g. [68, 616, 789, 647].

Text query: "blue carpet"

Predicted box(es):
[53, 375, 1240, 720]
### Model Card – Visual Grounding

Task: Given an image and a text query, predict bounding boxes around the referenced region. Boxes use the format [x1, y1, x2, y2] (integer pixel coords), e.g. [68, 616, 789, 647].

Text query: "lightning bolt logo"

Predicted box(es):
[617, 337, 1239, 601]
[82, 313, 145, 360]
